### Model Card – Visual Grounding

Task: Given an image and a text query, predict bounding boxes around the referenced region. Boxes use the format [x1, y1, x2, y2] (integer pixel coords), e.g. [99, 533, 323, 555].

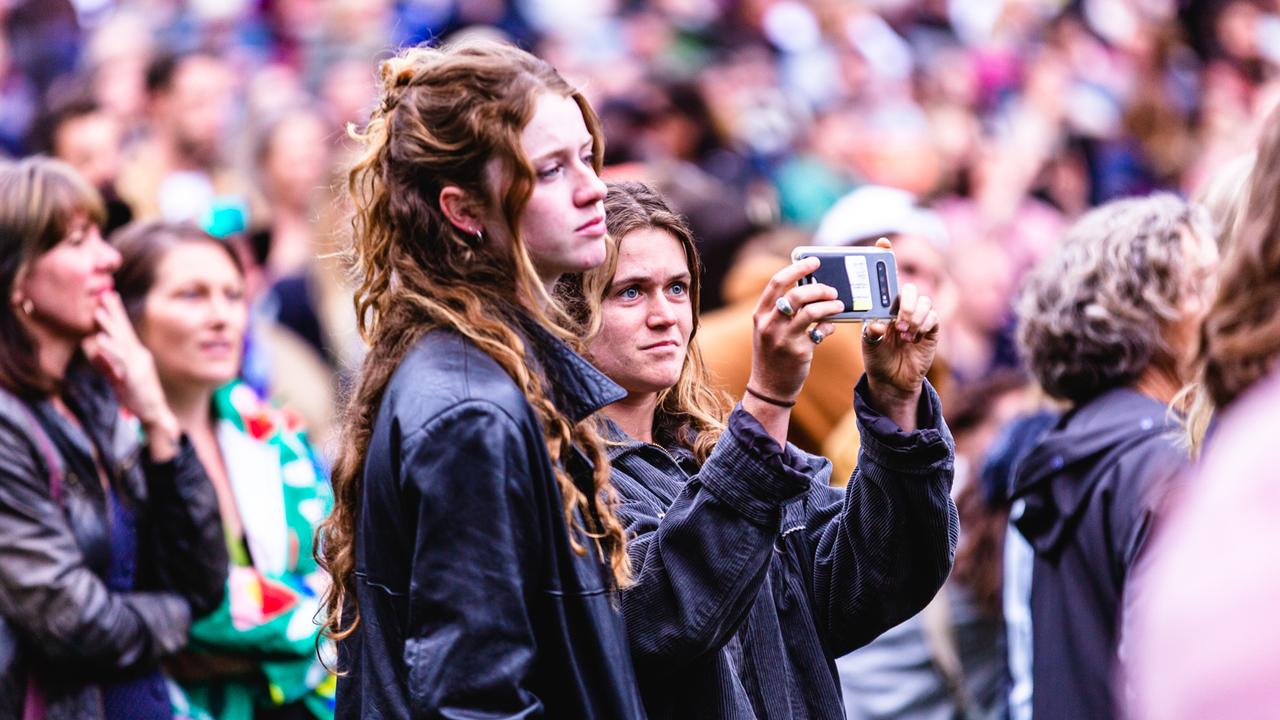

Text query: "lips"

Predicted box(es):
[641, 340, 681, 351]
[576, 216, 606, 236]
[199, 339, 236, 356]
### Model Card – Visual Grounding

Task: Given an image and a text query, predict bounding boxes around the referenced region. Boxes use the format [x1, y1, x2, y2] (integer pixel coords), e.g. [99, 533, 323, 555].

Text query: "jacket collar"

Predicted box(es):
[600, 417, 645, 460]
[517, 314, 626, 424]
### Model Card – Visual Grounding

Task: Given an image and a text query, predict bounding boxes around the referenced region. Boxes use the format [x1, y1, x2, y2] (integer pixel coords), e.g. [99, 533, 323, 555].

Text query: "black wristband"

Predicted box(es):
[745, 386, 797, 408]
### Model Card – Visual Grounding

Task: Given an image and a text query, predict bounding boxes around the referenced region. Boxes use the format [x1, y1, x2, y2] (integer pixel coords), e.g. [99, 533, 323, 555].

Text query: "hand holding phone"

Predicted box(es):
[790, 245, 899, 321]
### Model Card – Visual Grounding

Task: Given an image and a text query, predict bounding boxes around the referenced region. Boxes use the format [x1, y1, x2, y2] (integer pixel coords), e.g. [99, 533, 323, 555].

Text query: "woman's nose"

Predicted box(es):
[648, 296, 677, 326]
[96, 233, 122, 272]
[576, 164, 607, 206]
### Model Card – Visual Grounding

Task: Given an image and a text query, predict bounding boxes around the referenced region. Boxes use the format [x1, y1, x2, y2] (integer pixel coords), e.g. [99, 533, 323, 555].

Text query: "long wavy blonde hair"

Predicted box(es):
[317, 40, 630, 643]
[561, 180, 730, 462]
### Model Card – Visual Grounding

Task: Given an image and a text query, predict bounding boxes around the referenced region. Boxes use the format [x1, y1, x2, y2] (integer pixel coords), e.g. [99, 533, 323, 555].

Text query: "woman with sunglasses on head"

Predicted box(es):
[316, 41, 642, 719]
[560, 180, 958, 719]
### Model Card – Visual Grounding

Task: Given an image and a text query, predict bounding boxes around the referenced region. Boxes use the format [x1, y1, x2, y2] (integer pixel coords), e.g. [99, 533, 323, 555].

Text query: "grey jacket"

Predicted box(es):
[0, 369, 226, 720]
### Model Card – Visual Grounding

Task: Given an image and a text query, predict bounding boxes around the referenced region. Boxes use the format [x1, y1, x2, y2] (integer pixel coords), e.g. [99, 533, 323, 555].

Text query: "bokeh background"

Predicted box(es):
[4, 0, 1277, 449]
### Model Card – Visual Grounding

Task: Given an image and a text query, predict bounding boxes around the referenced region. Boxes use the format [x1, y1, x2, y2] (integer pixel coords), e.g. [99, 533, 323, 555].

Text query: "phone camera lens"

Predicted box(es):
[876, 261, 890, 305]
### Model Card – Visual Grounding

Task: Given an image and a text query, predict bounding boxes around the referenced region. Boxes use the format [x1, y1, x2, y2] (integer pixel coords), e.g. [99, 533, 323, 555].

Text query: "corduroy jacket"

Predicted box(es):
[611, 376, 959, 719]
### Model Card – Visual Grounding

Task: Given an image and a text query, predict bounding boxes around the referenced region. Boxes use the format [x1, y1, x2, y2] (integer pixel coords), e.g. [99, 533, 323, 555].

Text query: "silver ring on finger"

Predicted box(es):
[862, 325, 883, 347]
[775, 296, 796, 317]
[809, 327, 825, 345]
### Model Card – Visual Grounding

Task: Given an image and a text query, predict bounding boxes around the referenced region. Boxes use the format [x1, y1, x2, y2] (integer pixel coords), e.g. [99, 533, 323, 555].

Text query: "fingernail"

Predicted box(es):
[897, 321, 909, 332]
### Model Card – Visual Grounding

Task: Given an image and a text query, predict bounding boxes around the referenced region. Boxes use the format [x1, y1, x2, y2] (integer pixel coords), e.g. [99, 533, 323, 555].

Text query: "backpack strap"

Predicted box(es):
[0, 388, 63, 505]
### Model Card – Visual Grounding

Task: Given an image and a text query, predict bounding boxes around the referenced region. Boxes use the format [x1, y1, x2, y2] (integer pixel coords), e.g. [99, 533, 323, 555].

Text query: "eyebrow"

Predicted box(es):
[529, 137, 594, 164]
[611, 270, 692, 288]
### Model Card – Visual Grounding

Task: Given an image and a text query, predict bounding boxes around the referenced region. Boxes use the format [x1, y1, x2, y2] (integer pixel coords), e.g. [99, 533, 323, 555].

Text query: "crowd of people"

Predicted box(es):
[2, 0, 1280, 719]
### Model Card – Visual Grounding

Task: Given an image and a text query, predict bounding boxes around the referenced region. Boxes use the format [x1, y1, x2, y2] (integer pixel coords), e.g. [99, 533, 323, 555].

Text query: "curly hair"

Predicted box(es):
[1016, 193, 1213, 405]
[1200, 105, 1280, 411]
[560, 181, 731, 462]
[317, 40, 630, 644]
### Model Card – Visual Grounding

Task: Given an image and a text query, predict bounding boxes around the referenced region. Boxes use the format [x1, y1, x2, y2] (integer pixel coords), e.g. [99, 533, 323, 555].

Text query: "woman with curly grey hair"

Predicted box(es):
[1005, 192, 1217, 720]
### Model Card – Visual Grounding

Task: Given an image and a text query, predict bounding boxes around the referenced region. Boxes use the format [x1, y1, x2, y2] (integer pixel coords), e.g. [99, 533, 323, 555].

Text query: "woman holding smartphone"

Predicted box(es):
[316, 41, 640, 718]
[561, 181, 958, 719]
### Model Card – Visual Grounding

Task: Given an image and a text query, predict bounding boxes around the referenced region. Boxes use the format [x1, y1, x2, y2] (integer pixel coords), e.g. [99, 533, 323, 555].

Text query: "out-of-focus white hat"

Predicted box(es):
[813, 184, 949, 249]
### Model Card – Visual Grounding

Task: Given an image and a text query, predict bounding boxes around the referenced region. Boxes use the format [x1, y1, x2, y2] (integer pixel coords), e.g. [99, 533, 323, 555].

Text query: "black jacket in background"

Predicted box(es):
[611, 377, 958, 719]
[1010, 388, 1185, 720]
[335, 321, 647, 719]
[0, 368, 227, 720]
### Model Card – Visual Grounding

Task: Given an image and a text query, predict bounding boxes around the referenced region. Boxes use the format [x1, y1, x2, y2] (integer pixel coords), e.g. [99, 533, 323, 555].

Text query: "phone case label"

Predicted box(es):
[845, 255, 873, 311]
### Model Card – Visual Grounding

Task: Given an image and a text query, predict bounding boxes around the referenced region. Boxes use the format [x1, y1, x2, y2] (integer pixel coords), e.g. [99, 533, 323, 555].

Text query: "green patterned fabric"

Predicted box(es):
[173, 380, 335, 720]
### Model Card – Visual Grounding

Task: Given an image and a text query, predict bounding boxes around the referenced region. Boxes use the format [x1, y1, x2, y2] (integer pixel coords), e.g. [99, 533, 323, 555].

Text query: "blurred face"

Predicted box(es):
[893, 233, 947, 301]
[1168, 227, 1220, 365]
[263, 112, 329, 209]
[53, 112, 123, 189]
[163, 56, 235, 167]
[510, 93, 608, 286]
[137, 242, 247, 393]
[588, 228, 693, 398]
[15, 216, 120, 340]
[951, 241, 1015, 333]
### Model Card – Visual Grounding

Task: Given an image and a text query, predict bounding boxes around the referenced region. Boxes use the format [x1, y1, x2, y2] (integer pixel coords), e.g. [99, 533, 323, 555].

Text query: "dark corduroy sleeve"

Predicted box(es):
[806, 377, 959, 657]
[618, 404, 810, 670]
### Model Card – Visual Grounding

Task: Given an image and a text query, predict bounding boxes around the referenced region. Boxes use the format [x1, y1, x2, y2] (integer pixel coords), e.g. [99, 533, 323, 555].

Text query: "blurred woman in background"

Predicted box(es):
[1008, 193, 1218, 720]
[0, 157, 225, 719]
[112, 220, 334, 720]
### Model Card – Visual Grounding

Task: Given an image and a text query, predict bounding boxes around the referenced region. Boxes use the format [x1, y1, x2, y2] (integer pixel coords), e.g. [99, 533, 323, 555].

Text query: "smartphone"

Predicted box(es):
[791, 246, 899, 321]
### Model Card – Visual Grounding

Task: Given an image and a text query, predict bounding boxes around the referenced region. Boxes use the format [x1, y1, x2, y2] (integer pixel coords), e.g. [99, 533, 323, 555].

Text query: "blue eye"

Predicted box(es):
[670, 282, 687, 296]
[618, 286, 640, 300]
[537, 164, 563, 179]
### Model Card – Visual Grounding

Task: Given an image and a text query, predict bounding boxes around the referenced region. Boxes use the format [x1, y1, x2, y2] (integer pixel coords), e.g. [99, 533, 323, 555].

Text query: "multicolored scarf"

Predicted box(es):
[170, 381, 335, 720]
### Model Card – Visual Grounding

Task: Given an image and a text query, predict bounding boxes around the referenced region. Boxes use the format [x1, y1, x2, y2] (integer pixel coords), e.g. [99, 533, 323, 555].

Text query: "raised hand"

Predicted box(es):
[861, 239, 940, 431]
[743, 257, 845, 444]
[82, 291, 182, 459]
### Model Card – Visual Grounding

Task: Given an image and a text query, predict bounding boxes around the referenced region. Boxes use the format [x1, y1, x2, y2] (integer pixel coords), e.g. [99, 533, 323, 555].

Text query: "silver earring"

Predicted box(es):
[474, 228, 484, 244]
[19, 298, 33, 316]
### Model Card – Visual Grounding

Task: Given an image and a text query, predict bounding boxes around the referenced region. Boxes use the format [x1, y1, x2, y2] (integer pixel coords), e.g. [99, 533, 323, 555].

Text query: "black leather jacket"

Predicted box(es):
[335, 320, 648, 719]
[0, 369, 227, 720]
